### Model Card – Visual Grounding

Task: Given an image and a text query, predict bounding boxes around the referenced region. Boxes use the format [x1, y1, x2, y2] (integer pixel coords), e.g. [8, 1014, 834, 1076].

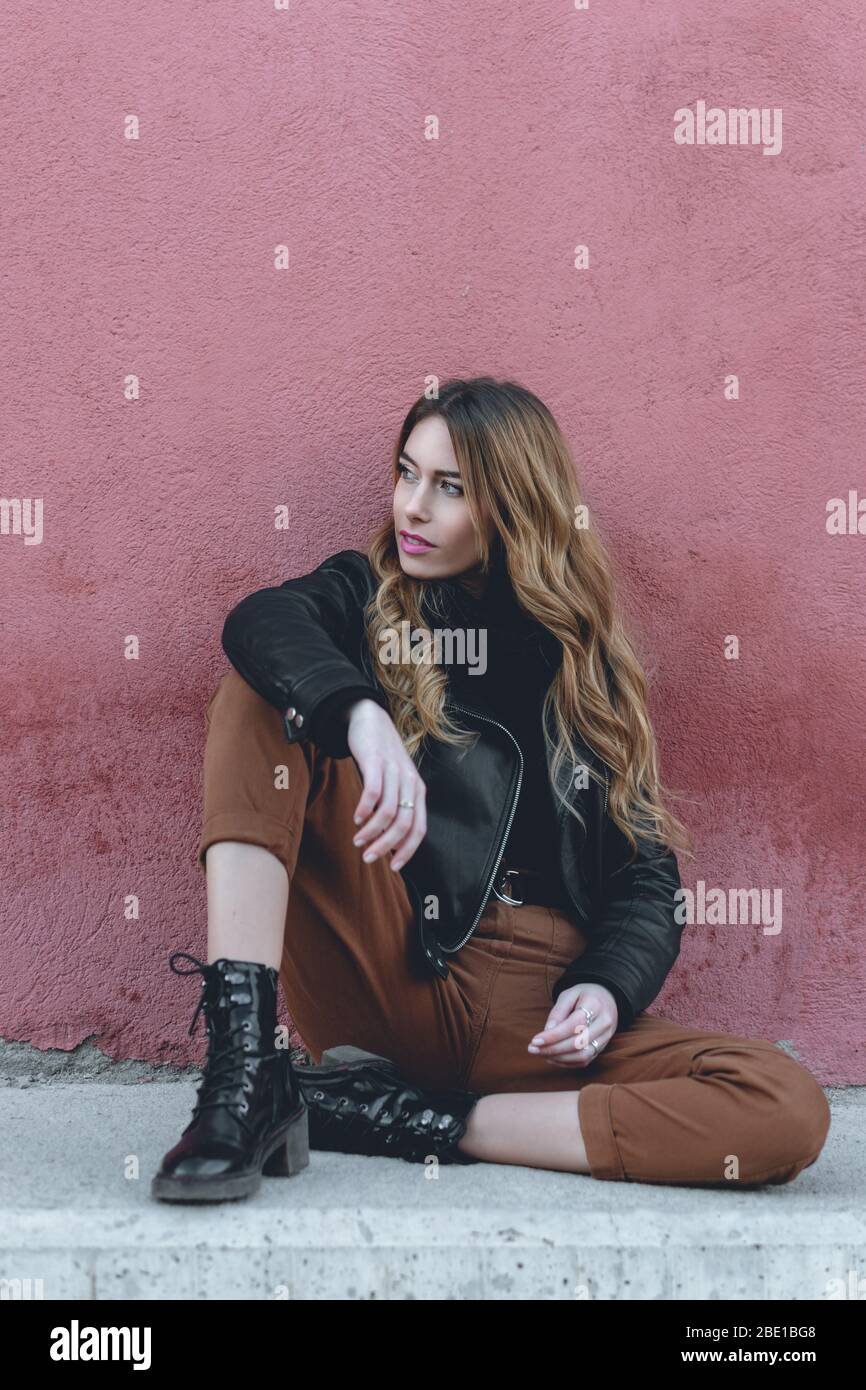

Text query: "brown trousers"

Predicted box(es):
[195, 669, 831, 1186]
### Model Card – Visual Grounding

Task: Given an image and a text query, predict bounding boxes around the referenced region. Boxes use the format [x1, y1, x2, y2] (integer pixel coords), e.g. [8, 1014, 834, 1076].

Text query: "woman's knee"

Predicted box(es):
[786, 1060, 831, 1164]
[205, 668, 272, 728]
[695, 1039, 831, 1182]
[752, 1049, 831, 1178]
[199, 669, 315, 838]
[203, 669, 310, 771]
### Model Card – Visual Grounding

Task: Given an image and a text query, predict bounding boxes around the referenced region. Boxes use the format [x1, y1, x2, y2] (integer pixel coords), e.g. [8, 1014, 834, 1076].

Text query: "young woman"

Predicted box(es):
[152, 377, 830, 1204]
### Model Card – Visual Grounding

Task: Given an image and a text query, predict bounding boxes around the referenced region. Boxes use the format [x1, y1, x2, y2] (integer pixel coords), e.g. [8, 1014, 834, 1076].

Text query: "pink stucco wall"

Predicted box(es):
[1, 2, 863, 1082]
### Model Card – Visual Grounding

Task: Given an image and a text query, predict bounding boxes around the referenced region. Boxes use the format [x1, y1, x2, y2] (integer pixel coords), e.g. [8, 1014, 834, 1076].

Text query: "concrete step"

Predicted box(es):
[1, 1082, 863, 1300]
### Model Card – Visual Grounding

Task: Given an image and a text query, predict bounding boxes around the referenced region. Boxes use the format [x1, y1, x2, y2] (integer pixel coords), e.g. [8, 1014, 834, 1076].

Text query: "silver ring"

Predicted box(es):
[398, 799, 415, 809]
[579, 1006, 596, 1025]
[590, 1039, 599, 1057]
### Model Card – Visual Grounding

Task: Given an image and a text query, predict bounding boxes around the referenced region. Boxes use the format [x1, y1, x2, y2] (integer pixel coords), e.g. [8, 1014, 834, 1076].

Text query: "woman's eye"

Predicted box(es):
[396, 463, 463, 497]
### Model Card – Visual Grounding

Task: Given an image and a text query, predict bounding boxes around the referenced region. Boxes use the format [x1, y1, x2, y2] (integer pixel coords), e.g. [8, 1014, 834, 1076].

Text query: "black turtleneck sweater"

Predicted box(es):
[427, 567, 568, 899]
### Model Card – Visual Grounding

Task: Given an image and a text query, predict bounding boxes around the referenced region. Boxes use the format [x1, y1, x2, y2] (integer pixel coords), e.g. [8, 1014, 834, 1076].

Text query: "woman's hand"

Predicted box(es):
[345, 699, 428, 872]
[527, 983, 619, 1067]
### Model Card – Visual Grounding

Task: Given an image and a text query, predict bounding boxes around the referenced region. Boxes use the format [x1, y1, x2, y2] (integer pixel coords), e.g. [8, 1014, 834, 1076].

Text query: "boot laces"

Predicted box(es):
[169, 951, 280, 1137]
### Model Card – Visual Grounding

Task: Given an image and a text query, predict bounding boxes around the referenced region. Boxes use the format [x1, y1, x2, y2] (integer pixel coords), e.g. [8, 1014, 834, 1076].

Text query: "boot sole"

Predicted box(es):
[151, 1105, 310, 1204]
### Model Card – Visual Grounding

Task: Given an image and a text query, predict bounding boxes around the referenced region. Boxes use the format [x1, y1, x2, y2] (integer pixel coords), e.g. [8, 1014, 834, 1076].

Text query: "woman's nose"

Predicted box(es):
[405, 493, 431, 519]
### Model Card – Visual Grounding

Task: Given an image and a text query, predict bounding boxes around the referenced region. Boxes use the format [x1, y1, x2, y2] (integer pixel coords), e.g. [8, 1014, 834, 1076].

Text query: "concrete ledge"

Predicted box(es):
[1, 1083, 863, 1300]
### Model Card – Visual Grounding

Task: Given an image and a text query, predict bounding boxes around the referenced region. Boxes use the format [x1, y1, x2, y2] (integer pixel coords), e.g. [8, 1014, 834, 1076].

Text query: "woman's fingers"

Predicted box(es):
[390, 783, 427, 870]
[537, 1026, 605, 1060]
[529, 1016, 576, 1048]
[529, 1015, 612, 1066]
[361, 778, 422, 862]
[529, 992, 611, 1063]
[354, 762, 400, 857]
[345, 703, 428, 868]
[353, 758, 383, 827]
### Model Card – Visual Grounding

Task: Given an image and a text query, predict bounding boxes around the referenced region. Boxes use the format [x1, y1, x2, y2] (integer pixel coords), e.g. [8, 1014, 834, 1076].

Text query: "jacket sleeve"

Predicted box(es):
[551, 801, 686, 1032]
[220, 549, 392, 759]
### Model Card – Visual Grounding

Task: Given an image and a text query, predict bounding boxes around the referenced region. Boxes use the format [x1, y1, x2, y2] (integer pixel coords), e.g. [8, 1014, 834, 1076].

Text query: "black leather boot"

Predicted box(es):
[296, 1045, 481, 1165]
[151, 953, 309, 1203]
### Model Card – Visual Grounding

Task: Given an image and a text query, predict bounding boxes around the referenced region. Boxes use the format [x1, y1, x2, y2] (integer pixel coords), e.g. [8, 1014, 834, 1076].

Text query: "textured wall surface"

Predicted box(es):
[1, 1, 863, 1082]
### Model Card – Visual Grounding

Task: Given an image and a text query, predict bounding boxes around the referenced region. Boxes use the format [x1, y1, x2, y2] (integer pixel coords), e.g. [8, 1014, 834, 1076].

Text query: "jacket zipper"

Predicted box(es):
[438, 701, 524, 953]
[415, 699, 606, 953]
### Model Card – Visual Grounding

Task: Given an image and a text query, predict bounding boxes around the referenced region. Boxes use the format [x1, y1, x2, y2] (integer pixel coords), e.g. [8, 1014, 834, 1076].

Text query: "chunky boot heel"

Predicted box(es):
[262, 1107, 310, 1177]
[151, 954, 310, 1203]
[297, 1045, 482, 1165]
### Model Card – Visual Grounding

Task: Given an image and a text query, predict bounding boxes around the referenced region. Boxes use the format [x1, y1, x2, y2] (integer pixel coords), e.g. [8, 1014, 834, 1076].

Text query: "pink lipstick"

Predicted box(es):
[400, 531, 436, 554]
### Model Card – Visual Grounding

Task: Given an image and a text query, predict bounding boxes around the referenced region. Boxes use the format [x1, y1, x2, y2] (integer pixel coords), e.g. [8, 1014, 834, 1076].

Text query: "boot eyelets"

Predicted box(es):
[243, 1020, 252, 1031]
[359, 1103, 368, 1112]
[239, 1101, 249, 1114]
[313, 1090, 324, 1100]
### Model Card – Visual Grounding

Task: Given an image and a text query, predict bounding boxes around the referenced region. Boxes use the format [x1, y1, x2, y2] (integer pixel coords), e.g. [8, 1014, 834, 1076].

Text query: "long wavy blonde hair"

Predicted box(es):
[362, 377, 695, 865]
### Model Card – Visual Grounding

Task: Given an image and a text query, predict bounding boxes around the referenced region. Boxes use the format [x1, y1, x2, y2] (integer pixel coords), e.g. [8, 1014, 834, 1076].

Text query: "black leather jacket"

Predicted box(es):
[220, 548, 686, 1031]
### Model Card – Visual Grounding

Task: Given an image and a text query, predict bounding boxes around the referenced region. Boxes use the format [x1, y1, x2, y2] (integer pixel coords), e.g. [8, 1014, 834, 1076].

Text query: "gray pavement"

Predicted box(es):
[1, 1079, 864, 1300]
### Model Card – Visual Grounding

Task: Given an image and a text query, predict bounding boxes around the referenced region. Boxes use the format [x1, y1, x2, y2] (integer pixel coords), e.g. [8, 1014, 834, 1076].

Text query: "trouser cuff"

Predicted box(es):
[578, 1083, 627, 1181]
